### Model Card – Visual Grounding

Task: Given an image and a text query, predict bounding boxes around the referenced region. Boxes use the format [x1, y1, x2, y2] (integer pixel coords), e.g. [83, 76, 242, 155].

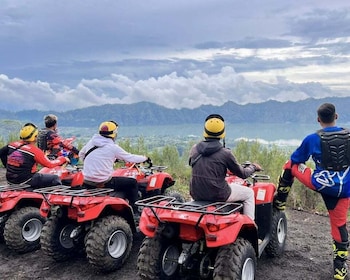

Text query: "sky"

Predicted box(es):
[1, 0, 350, 112]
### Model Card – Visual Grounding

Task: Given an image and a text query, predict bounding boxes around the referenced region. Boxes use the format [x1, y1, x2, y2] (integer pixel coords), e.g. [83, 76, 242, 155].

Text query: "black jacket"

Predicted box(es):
[189, 139, 255, 201]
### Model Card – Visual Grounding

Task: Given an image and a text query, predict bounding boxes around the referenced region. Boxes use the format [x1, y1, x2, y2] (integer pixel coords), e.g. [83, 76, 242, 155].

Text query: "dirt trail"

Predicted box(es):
[0, 168, 346, 280]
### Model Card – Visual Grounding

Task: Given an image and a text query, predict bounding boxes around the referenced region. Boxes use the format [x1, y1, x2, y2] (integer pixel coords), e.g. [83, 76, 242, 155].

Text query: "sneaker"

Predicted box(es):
[273, 199, 286, 211]
[334, 262, 348, 280]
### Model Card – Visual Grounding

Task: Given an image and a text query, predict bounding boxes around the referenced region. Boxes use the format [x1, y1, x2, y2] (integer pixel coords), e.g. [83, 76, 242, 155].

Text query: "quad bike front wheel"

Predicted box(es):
[265, 208, 287, 257]
[3, 206, 45, 253]
[40, 215, 82, 262]
[213, 237, 256, 280]
[137, 235, 181, 280]
[85, 215, 133, 273]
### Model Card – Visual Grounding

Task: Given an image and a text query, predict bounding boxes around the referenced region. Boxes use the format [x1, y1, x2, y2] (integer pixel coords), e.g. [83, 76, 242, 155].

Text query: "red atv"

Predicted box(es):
[136, 172, 287, 280]
[34, 162, 183, 273]
[0, 164, 83, 254]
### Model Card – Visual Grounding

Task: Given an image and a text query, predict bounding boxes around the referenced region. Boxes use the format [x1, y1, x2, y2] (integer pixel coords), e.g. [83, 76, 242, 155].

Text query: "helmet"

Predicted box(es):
[99, 121, 118, 139]
[20, 123, 39, 142]
[203, 114, 225, 139]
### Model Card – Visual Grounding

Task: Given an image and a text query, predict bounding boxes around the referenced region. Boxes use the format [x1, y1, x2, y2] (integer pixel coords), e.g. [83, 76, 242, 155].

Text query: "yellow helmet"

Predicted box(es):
[203, 114, 225, 139]
[20, 123, 39, 142]
[99, 121, 118, 139]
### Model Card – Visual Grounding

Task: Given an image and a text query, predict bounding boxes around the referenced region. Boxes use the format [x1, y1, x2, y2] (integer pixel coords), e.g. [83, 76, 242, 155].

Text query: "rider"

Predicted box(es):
[0, 123, 69, 188]
[79, 120, 151, 215]
[189, 114, 262, 220]
[273, 103, 350, 280]
[37, 114, 79, 163]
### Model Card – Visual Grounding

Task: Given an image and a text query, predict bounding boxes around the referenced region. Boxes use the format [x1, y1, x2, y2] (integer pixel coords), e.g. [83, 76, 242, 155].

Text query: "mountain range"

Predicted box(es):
[1, 97, 350, 127]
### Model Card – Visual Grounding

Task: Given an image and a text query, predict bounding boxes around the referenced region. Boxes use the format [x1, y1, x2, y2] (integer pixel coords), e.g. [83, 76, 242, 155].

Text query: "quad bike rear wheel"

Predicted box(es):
[265, 208, 287, 257]
[164, 189, 186, 203]
[40, 215, 82, 261]
[137, 235, 181, 280]
[213, 237, 256, 280]
[85, 215, 133, 273]
[3, 206, 45, 253]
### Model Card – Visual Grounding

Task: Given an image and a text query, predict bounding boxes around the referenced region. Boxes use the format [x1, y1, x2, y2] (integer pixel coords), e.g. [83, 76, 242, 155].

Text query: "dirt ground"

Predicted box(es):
[0, 167, 348, 280]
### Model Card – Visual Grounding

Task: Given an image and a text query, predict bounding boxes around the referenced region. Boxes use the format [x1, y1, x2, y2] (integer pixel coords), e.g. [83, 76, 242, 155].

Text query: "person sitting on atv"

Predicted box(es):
[37, 114, 80, 164]
[189, 114, 262, 220]
[0, 122, 69, 188]
[79, 120, 151, 215]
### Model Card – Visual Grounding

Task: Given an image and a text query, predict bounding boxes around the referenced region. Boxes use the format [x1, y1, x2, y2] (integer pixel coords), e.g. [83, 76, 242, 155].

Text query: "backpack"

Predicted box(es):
[37, 129, 49, 151]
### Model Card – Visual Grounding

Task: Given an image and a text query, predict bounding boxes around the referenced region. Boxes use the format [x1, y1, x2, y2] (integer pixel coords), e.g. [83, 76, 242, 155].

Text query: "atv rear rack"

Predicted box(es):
[136, 195, 243, 215]
[33, 185, 114, 197]
[0, 184, 32, 192]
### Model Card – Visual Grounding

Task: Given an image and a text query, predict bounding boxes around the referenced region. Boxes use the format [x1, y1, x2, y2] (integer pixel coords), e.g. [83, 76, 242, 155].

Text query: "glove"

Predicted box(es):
[144, 157, 152, 166]
[252, 163, 262, 172]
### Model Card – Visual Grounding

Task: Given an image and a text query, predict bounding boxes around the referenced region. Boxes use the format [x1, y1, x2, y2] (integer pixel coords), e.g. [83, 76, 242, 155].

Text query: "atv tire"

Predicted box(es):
[40, 215, 81, 262]
[265, 208, 287, 257]
[137, 235, 181, 280]
[213, 237, 256, 280]
[164, 189, 186, 203]
[3, 206, 45, 253]
[85, 215, 132, 273]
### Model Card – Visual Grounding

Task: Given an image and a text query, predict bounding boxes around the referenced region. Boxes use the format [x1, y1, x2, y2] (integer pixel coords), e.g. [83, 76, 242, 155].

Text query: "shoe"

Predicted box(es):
[273, 199, 286, 211]
[334, 261, 348, 280]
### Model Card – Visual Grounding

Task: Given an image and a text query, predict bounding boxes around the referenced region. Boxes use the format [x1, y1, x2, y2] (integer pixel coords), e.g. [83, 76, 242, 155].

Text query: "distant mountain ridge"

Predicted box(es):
[1, 97, 350, 127]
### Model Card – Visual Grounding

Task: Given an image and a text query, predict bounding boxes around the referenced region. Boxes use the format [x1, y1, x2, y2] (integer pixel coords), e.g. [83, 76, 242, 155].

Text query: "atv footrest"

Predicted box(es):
[136, 195, 243, 215]
[0, 184, 32, 192]
[33, 185, 114, 197]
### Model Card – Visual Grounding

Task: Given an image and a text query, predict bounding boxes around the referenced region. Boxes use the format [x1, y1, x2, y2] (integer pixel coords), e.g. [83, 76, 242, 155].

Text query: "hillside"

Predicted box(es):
[0, 97, 350, 127]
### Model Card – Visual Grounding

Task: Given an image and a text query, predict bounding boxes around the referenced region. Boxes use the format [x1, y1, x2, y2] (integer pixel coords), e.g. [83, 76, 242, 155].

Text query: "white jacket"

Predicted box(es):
[79, 134, 147, 183]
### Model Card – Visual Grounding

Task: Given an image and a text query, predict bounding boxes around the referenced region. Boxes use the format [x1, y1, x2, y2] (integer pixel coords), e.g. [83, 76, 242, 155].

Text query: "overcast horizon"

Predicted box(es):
[2, 0, 350, 112]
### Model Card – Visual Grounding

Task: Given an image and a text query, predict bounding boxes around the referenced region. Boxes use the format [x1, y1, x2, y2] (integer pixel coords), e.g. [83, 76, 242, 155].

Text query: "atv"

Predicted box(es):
[34, 162, 184, 273]
[0, 164, 83, 254]
[136, 172, 287, 280]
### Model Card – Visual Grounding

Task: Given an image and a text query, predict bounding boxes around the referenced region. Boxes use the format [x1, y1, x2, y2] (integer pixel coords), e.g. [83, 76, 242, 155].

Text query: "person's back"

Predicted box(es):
[0, 122, 67, 187]
[189, 114, 261, 220]
[37, 128, 49, 151]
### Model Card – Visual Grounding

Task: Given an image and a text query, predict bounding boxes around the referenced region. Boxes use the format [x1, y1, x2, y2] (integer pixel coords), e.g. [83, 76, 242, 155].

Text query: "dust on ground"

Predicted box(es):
[0, 168, 346, 280]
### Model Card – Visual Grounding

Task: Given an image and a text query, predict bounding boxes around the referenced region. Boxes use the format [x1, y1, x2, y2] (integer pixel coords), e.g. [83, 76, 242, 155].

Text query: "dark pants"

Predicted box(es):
[29, 173, 62, 188]
[105, 177, 139, 208]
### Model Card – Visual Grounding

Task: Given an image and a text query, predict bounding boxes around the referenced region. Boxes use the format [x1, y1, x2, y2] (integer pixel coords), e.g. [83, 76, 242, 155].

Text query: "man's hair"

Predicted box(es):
[317, 103, 336, 124]
[44, 114, 58, 128]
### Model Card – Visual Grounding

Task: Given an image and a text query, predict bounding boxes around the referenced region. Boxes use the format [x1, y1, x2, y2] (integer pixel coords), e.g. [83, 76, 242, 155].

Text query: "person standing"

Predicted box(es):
[79, 120, 150, 215]
[0, 123, 68, 188]
[189, 114, 261, 220]
[273, 103, 350, 280]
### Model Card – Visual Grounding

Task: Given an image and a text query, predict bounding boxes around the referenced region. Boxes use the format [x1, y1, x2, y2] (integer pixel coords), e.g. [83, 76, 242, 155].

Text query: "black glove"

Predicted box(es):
[144, 157, 152, 166]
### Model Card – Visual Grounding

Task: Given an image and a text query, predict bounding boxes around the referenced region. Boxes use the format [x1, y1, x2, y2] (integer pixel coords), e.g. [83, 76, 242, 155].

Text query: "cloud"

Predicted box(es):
[0, 67, 337, 112]
[1, 1, 350, 111]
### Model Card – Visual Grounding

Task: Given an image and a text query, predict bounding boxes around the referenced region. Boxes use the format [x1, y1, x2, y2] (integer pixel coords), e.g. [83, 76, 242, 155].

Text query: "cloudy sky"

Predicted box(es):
[1, 0, 350, 111]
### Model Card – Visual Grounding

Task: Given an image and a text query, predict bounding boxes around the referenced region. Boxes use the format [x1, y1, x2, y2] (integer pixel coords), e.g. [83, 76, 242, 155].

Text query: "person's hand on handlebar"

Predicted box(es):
[251, 162, 262, 172]
[144, 157, 152, 167]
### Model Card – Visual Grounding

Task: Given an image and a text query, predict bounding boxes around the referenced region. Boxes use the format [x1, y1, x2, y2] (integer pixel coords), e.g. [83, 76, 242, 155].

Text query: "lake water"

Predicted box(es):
[115, 123, 324, 147]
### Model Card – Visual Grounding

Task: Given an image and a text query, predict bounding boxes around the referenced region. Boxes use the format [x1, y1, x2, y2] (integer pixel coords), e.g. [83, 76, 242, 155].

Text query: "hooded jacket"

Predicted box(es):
[79, 134, 147, 183]
[189, 139, 255, 201]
